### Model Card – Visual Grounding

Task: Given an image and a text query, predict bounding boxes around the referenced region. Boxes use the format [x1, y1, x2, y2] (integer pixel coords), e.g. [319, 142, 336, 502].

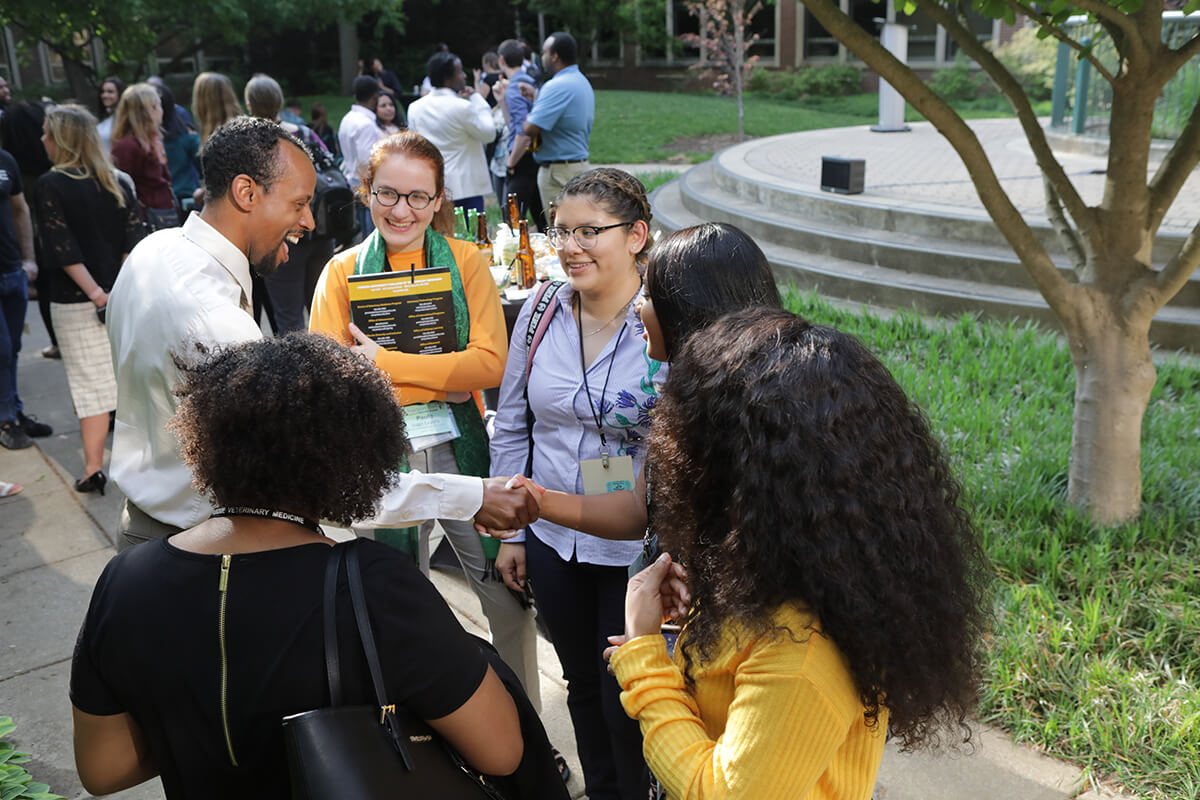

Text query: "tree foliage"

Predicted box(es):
[680, 0, 764, 138]
[0, 0, 405, 94]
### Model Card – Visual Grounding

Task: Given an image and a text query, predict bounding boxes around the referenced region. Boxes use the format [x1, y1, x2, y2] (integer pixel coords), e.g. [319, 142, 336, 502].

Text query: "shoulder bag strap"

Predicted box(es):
[322, 544, 347, 706]
[345, 540, 416, 771]
[523, 280, 567, 475]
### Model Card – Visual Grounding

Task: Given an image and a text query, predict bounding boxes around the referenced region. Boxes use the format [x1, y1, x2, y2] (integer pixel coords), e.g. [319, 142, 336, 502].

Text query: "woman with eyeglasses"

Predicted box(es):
[489, 168, 665, 800]
[308, 131, 542, 738]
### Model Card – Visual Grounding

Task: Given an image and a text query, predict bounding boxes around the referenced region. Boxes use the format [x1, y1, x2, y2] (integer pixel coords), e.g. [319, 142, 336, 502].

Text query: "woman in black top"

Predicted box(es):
[69, 334, 548, 800]
[37, 104, 143, 493]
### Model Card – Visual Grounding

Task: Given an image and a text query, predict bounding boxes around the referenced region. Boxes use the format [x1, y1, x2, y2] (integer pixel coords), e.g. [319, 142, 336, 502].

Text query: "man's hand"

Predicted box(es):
[495, 542, 526, 593]
[475, 475, 540, 532]
[348, 323, 380, 362]
[21, 260, 37, 283]
[518, 82, 536, 103]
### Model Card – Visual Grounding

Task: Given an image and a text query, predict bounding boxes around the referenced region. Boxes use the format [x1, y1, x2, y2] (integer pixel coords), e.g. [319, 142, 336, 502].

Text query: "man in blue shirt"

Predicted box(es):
[521, 32, 594, 213]
[500, 39, 545, 230]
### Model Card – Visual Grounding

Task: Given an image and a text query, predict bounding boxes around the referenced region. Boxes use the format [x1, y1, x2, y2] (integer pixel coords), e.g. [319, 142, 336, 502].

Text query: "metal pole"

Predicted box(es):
[1051, 40, 1070, 129]
[1072, 37, 1092, 136]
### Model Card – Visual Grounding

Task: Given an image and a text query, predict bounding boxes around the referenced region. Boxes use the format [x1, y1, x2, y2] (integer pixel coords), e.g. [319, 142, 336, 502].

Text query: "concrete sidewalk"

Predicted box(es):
[1, 308, 1131, 800]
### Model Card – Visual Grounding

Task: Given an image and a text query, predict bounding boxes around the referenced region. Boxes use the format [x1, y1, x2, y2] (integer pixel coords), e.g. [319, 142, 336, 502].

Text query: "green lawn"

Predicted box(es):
[785, 291, 1200, 800]
[294, 89, 1048, 165]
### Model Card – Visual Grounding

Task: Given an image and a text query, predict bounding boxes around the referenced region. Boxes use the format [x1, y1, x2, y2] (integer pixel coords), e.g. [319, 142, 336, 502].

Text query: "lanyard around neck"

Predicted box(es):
[576, 298, 628, 462]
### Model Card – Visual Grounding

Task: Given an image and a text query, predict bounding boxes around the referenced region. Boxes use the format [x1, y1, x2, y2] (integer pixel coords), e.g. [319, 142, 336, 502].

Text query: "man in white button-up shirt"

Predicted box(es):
[337, 76, 386, 240]
[407, 52, 497, 214]
[108, 117, 538, 549]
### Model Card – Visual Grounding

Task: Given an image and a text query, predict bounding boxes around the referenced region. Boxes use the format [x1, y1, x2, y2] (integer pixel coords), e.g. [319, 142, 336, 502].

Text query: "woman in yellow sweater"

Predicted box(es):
[309, 131, 541, 720]
[606, 307, 989, 799]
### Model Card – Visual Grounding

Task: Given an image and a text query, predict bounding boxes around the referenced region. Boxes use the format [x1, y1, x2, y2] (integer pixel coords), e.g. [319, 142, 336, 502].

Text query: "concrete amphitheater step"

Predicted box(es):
[708, 140, 1191, 269]
[679, 161, 1200, 309]
[650, 177, 1200, 352]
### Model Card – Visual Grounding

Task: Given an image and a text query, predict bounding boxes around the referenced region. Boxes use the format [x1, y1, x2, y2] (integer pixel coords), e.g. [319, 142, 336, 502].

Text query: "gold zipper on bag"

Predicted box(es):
[218, 554, 239, 766]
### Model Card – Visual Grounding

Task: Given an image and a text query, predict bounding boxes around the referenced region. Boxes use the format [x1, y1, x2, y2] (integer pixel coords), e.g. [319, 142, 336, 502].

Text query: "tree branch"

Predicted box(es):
[1167, 32, 1200, 76]
[1155, 217, 1200, 302]
[1044, 176, 1088, 277]
[1071, 0, 1141, 44]
[1006, 0, 1115, 84]
[1148, 97, 1200, 234]
[913, 0, 1100, 252]
[799, 0, 1076, 316]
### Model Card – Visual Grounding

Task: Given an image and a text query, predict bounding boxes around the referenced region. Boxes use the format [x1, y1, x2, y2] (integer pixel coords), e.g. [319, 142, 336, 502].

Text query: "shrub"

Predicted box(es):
[0, 717, 64, 800]
[748, 65, 862, 99]
[929, 52, 988, 101]
[991, 25, 1058, 101]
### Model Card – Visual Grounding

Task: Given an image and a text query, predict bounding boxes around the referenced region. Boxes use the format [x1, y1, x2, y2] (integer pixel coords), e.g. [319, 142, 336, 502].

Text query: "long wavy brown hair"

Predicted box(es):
[649, 307, 990, 749]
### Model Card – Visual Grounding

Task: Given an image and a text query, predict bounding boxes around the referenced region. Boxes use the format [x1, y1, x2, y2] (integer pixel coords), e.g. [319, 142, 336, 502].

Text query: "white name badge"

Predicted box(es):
[580, 455, 636, 495]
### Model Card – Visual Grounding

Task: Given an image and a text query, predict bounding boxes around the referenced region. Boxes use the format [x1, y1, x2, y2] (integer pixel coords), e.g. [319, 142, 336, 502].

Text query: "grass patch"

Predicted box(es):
[779, 290, 1200, 800]
[294, 90, 1053, 166]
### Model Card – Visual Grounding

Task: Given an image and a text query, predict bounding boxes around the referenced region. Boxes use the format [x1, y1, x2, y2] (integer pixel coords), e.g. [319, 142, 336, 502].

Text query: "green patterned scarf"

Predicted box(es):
[354, 227, 497, 571]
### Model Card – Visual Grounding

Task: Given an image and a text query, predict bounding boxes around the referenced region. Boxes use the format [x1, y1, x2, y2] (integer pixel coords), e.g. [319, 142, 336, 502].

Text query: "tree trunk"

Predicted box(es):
[1065, 292, 1157, 524]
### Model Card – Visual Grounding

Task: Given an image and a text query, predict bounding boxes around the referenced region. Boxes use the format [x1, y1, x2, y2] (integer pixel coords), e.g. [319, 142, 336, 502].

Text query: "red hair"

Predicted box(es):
[357, 131, 454, 237]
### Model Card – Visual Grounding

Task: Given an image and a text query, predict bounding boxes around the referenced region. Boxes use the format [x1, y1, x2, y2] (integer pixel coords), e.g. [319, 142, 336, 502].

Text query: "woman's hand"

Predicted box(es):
[624, 552, 690, 639]
[347, 323, 380, 362]
[495, 542, 527, 593]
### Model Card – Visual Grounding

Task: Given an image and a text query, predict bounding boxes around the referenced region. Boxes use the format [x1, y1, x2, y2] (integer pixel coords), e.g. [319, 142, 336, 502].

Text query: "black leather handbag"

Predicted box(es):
[282, 541, 506, 800]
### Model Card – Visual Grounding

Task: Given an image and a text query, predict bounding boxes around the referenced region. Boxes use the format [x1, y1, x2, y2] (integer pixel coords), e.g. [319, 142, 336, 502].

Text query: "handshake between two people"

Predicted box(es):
[473, 475, 546, 537]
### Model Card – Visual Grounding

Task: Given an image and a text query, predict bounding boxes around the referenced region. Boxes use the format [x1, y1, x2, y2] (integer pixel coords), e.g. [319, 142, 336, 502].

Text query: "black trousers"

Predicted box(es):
[525, 532, 648, 800]
[506, 151, 546, 231]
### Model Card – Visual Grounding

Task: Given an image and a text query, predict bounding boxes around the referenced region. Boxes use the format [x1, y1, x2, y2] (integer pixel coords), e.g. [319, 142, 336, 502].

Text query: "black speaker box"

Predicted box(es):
[820, 157, 865, 195]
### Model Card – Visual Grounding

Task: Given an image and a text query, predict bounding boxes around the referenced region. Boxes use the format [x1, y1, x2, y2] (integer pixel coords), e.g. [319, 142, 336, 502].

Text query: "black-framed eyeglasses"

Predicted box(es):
[371, 187, 434, 210]
[545, 222, 633, 250]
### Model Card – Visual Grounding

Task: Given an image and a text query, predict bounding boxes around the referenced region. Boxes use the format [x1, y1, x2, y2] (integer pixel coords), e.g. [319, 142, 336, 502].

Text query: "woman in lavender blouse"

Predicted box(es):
[489, 168, 663, 800]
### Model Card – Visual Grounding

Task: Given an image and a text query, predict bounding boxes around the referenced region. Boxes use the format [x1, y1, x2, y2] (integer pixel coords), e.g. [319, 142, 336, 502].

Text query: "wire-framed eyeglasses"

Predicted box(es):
[544, 222, 633, 250]
[371, 187, 435, 210]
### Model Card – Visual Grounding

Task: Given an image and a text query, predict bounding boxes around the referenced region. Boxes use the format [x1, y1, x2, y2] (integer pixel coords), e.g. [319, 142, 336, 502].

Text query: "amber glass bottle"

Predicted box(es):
[516, 220, 536, 289]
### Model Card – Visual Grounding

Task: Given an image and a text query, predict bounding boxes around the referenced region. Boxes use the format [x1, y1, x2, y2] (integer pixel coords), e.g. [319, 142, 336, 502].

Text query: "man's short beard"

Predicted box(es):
[253, 255, 282, 278]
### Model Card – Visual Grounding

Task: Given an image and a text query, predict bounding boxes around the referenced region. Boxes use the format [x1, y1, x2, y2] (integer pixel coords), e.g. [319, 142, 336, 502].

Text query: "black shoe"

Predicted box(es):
[74, 470, 107, 496]
[41, 345, 60, 359]
[17, 411, 52, 438]
[0, 421, 34, 450]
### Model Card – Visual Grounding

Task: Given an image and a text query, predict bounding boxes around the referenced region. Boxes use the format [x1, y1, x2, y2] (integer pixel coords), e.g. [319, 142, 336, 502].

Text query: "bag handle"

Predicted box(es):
[345, 540, 416, 771]
[322, 544, 346, 706]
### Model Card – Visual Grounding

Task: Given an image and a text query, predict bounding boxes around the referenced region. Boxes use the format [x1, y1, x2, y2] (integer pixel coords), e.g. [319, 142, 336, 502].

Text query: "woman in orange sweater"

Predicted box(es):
[309, 131, 541, 721]
[607, 307, 990, 799]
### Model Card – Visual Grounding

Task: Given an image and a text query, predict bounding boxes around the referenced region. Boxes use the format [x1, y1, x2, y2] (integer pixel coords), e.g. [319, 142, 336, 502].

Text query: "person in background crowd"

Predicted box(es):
[191, 72, 242, 144]
[0, 77, 9, 122]
[481, 51, 503, 108]
[111, 83, 178, 231]
[337, 75, 385, 240]
[489, 168, 663, 800]
[607, 307, 989, 800]
[309, 131, 543, 740]
[244, 73, 334, 335]
[419, 43, 451, 96]
[147, 77, 194, 129]
[0, 139, 51, 450]
[499, 38, 543, 230]
[371, 57, 405, 97]
[280, 97, 305, 126]
[375, 89, 405, 135]
[407, 51, 495, 216]
[522, 32, 594, 212]
[520, 40, 543, 84]
[309, 102, 339, 157]
[0, 101, 59, 361]
[155, 84, 200, 208]
[95, 77, 125, 152]
[36, 105, 143, 491]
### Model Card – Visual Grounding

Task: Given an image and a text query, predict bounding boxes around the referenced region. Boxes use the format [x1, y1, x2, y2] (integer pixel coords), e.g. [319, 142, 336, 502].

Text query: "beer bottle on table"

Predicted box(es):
[516, 220, 536, 289]
[507, 193, 521, 232]
[476, 212, 493, 265]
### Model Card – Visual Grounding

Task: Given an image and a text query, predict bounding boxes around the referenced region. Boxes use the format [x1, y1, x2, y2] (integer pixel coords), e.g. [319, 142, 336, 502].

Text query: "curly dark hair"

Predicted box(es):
[199, 115, 310, 201]
[168, 333, 409, 525]
[649, 307, 989, 750]
[644, 222, 782, 359]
